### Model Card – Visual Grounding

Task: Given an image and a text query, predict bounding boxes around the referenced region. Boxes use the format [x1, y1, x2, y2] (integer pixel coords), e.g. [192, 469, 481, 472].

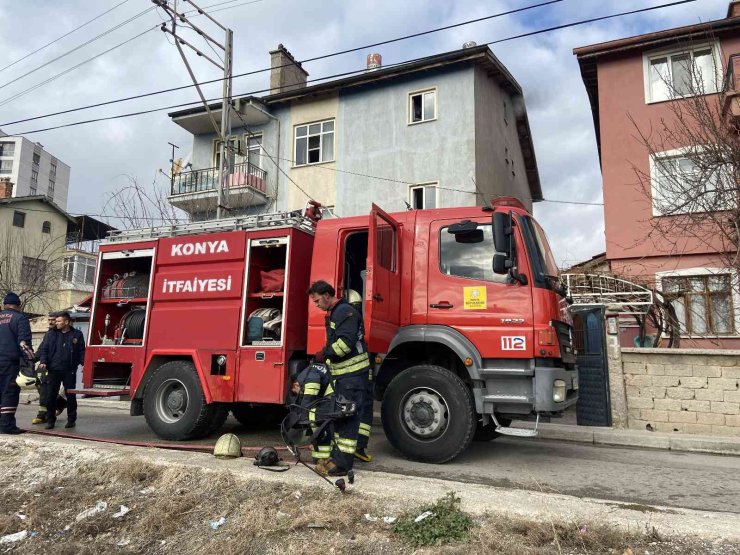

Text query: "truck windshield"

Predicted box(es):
[521, 216, 559, 286]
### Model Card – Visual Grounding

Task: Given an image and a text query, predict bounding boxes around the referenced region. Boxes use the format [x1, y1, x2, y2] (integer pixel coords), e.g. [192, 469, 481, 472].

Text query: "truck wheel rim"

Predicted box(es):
[155, 378, 189, 424]
[401, 387, 448, 439]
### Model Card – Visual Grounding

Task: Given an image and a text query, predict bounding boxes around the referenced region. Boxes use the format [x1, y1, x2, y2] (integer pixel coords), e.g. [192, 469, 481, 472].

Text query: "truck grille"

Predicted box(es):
[552, 320, 576, 365]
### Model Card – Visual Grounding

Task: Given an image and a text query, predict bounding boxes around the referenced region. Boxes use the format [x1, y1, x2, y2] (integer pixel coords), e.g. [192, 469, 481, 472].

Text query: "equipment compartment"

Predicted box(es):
[243, 237, 288, 346]
[91, 249, 153, 346]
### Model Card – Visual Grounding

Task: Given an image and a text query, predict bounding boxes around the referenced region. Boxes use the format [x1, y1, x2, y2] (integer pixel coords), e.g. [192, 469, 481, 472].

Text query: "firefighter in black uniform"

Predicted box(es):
[308, 280, 371, 477]
[290, 362, 334, 462]
[38, 311, 85, 429]
[0, 292, 33, 434]
[32, 312, 66, 425]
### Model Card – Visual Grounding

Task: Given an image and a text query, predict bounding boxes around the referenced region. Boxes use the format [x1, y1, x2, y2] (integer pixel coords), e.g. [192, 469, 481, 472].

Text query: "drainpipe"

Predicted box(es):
[248, 100, 280, 210]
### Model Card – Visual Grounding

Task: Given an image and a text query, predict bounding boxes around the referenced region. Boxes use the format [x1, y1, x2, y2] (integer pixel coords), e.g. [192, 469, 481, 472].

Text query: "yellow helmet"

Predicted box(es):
[213, 433, 242, 459]
[345, 289, 361, 305]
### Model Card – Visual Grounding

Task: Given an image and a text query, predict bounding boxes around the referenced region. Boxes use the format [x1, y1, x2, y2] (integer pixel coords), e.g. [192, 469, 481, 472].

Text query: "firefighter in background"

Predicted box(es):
[31, 312, 66, 425]
[0, 292, 33, 434]
[290, 362, 334, 463]
[345, 289, 373, 463]
[308, 280, 370, 477]
[38, 312, 85, 429]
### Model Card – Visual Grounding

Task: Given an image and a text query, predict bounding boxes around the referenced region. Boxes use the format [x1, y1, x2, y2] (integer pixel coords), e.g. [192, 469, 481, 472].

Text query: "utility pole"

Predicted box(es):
[152, 0, 233, 219]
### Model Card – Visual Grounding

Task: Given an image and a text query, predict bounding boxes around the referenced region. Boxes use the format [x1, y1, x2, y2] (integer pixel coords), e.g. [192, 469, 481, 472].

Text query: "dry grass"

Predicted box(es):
[0, 443, 738, 555]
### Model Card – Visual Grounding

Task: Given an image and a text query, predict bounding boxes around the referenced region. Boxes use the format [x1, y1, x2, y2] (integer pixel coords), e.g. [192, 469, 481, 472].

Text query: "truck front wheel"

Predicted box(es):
[381, 364, 475, 463]
[143, 360, 217, 440]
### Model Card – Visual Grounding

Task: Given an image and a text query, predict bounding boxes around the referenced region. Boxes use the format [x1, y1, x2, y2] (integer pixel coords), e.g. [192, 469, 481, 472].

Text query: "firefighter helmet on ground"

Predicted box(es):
[254, 446, 280, 467]
[213, 433, 242, 458]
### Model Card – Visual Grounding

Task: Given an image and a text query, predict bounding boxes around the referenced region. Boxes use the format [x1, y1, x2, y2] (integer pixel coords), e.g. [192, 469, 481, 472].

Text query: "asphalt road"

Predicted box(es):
[14, 402, 740, 514]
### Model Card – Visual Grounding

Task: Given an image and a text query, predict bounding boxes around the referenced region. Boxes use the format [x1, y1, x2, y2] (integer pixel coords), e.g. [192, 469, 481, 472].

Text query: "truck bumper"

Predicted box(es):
[474, 362, 578, 416]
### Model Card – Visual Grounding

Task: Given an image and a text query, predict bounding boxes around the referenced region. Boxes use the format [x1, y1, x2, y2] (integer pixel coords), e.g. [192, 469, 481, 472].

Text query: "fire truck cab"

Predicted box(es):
[80, 201, 577, 463]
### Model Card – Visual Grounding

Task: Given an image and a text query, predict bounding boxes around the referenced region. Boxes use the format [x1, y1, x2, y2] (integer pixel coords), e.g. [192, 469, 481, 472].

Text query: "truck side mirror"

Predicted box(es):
[492, 212, 512, 275]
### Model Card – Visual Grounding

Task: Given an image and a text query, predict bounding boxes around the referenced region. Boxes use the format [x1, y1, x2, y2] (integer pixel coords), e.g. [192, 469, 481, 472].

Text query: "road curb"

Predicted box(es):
[372, 412, 740, 456]
[20, 392, 130, 412]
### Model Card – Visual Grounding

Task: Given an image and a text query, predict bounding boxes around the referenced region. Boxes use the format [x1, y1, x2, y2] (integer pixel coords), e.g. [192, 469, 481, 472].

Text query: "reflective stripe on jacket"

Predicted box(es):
[322, 299, 370, 377]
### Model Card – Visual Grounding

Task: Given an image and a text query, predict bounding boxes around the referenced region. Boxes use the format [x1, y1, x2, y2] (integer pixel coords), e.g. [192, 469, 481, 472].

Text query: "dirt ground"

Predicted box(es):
[0, 438, 738, 555]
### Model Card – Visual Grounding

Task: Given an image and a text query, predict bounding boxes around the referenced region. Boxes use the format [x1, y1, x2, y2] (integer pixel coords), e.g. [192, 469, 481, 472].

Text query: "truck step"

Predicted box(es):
[495, 426, 538, 438]
[66, 387, 130, 397]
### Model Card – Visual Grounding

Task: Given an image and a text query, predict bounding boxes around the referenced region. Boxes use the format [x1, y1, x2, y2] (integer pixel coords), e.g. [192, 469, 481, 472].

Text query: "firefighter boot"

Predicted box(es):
[354, 448, 372, 463]
[32, 411, 48, 425]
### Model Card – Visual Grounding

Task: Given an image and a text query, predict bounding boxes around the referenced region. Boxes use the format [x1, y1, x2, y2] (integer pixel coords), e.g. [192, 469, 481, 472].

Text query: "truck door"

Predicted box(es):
[427, 218, 534, 359]
[365, 204, 401, 352]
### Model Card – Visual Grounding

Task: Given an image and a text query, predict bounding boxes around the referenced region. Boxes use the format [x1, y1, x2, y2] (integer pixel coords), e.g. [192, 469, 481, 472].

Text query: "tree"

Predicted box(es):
[102, 174, 191, 229]
[0, 221, 67, 315]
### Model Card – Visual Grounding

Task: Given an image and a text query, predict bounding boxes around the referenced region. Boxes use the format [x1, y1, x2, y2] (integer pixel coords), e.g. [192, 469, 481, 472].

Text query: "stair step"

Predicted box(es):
[66, 387, 130, 397]
[495, 426, 539, 438]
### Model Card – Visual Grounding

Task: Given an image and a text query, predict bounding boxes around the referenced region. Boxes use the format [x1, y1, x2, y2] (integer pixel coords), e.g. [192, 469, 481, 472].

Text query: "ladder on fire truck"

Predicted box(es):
[104, 210, 318, 244]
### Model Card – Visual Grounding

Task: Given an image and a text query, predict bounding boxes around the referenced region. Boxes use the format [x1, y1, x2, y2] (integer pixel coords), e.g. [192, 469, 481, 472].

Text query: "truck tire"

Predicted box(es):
[205, 403, 230, 436]
[231, 403, 286, 429]
[381, 364, 476, 464]
[473, 416, 512, 442]
[143, 360, 217, 440]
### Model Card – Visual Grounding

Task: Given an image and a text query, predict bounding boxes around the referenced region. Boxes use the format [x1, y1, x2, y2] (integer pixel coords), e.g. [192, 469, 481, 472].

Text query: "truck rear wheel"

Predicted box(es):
[143, 360, 218, 440]
[231, 403, 286, 429]
[381, 364, 475, 463]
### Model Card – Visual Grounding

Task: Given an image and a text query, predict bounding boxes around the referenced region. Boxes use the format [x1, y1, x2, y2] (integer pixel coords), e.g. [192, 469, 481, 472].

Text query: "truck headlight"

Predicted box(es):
[553, 379, 566, 402]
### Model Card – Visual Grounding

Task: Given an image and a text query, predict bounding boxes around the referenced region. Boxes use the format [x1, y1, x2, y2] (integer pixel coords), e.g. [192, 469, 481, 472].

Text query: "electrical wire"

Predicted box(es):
[2, 0, 698, 131]
[0, 0, 132, 75]
[1, 0, 563, 126]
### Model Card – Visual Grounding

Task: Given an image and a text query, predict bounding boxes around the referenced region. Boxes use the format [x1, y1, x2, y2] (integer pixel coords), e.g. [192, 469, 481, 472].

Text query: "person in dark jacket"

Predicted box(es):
[32, 313, 66, 425]
[38, 311, 85, 429]
[0, 292, 33, 434]
[308, 280, 371, 477]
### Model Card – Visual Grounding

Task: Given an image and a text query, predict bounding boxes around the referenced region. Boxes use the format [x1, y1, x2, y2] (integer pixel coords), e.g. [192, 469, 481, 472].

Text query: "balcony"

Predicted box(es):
[169, 161, 269, 214]
[723, 53, 740, 118]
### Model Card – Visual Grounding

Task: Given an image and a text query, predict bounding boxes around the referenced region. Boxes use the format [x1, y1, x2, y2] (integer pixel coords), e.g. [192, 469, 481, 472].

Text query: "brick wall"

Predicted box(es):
[0, 177, 13, 198]
[621, 348, 740, 437]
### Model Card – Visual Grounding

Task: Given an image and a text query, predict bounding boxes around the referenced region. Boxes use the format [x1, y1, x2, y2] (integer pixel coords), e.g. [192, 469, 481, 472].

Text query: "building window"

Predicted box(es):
[0, 142, 14, 157]
[47, 180, 55, 199]
[661, 273, 735, 335]
[247, 135, 263, 171]
[42, 221, 51, 234]
[62, 255, 96, 286]
[409, 183, 438, 209]
[31, 169, 38, 187]
[212, 137, 238, 168]
[409, 89, 436, 123]
[32, 151, 41, 165]
[12, 211, 25, 228]
[651, 149, 727, 216]
[0, 160, 12, 174]
[50, 161, 57, 176]
[645, 45, 718, 103]
[439, 224, 508, 283]
[21, 256, 46, 284]
[294, 120, 334, 166]
[29, 186, 36, 195]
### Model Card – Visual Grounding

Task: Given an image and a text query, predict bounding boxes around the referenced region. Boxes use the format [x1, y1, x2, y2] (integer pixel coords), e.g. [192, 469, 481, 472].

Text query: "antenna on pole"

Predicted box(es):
[153, 0, 233, 219]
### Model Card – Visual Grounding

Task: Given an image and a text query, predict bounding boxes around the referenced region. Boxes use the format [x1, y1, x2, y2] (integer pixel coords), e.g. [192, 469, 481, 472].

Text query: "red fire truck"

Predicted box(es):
[78, 199, 577, 463]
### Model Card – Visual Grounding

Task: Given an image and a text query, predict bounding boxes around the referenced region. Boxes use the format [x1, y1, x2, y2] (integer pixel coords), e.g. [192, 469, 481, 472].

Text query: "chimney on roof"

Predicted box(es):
[729, 0, 740, 18]
[269, 44, 308, 95]
[0, 178, 14, 199]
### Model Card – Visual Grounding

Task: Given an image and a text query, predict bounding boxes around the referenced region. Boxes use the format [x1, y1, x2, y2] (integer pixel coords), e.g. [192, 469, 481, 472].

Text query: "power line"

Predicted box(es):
[0, 5, 158, 93]
[1, 0, 563, 127]
[0, 0, 132, 75]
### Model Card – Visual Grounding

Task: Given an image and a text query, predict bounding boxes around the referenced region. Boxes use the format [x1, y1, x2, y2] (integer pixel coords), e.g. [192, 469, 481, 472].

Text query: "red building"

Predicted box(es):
[574, 1, 740, 348]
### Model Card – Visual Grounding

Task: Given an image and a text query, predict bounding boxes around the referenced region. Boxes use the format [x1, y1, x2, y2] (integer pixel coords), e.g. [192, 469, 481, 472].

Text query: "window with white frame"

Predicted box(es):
[50, 160, 57, 176]
[409, 183, 438, 209]
[294, 120, 334, 166]
[47, 179, 55, 199]
[212, 137, 239, 168]
[409, 89, 436, 123]
[32, 151, 40, 165]
[62, 255, 96, 286]
[246, 135, 263, 172]
[0, 142, 14, 157]
[645, 45, 718, 103]
[651, 149, 729, 216]
[660, 272, 735, 335]
[0, 160, 11, 174]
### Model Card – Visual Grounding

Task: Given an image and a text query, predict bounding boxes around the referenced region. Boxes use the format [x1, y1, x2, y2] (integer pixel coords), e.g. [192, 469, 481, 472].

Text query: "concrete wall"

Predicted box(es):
[620, 348, 740, 437]
[473, 65, 532, 211]
[336, 67, 476, 216]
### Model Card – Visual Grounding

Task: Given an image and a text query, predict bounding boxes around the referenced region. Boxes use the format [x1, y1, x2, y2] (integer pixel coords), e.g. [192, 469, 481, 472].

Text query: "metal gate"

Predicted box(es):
[572, 306, 611, 427]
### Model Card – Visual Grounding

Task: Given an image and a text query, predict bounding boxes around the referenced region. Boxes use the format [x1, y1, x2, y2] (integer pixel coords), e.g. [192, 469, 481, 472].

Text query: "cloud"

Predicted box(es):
[0, 0, 731, 266]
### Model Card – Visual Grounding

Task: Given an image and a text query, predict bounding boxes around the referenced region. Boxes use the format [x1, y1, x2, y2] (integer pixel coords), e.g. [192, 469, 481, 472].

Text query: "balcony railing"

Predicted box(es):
[171, 162, 267, 196]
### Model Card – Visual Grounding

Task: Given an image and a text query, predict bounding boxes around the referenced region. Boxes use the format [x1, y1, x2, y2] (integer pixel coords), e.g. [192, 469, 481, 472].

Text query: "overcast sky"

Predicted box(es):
[0, 0, 730, 266]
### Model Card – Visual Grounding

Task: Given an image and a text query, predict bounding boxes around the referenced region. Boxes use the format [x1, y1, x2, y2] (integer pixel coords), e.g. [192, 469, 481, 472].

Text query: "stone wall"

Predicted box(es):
[621, 348, 740, 437]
